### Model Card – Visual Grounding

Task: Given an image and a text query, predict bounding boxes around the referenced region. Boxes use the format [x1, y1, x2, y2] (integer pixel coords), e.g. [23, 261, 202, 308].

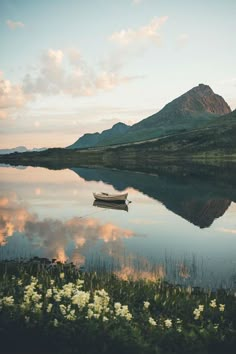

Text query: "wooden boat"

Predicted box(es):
[93, 192, 128, 203]
[93, 200, 128, 212]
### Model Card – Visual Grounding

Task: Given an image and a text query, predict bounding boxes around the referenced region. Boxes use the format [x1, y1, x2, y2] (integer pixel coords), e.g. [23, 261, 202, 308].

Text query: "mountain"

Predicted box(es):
[67, 122, 130, 149]
[0, 146, 47, 155]
[0, 146, 28, 154]
[68, 84, 231, 149]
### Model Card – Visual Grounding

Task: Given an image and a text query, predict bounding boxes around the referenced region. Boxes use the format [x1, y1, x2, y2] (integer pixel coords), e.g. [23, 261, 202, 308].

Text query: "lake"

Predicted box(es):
[0, 164, 236, 289]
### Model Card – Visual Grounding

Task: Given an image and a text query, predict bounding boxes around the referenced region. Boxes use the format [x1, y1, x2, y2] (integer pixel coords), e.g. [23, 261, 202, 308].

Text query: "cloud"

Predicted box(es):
[177, 33, 189, 48]
[132, 0, 143, 4]
[23, 48, 139, 97]
[0, 72, 29, 119]
[109, 16, 168, 46]
[6, 20, 25, 29]
[217, 227, 236, 235]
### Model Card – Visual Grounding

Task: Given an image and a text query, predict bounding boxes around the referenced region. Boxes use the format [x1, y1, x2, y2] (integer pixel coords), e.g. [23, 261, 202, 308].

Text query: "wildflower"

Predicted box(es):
[2, 296, 14, 306]
[72, 291, 90, 308]
[66, 310, 76, 321]
[46, 289, 53, 298]
[59, 304, 67, 315]
[219, 304, 225, 312]
[76, 279, 84, 288]
[53, 319, 59, 327]
[18, 280, 23, 286]
[143, 301, 150, 309]
[47, 303, 53, 313]
[164, 319, 172, 328]
[50, 280, 55, 285]
[114, 303, 132, 321]
[87, 308, 94, 318]
[193, 308, 201, 320]
[198, 304, 204, 312]
[210, 299, 217, 308]
[148, 317, 157, 326]
[31, 292, 42, 302]
[103, 316, 109, 322]
[214, 324, 219, 330]
[60, 272, 65, 279]
[54, 293, 61, 302]
[34, 302, 43, 312]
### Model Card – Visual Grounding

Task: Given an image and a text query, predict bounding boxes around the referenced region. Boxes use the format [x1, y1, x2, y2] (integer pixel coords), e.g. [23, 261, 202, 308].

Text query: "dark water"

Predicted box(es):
[0, 164, 236, 289]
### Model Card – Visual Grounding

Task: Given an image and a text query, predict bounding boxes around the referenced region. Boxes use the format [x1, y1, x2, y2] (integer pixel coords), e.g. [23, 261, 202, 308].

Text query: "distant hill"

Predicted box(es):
[68, 84, 231, 149]
[67, 122, 130, 149]
[0, 146, 47, 155]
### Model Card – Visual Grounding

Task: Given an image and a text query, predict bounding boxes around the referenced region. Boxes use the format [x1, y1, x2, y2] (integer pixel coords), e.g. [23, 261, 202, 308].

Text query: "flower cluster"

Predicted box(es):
[87, 289, 110, 319]
[114, 302, 132, 321]
[193, 304, 204, 320]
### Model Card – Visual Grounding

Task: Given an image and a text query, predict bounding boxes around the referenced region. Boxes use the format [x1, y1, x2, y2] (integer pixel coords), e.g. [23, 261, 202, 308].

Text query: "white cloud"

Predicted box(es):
[67, 48, 82, 67]
[177, 33, 189, 48]
[217, 227, 236, 235]
[0, 72, 29, 119]
[109, 16, 168, 46]
[23, 48, 140, 97]
[6, 20, 25, 30]
[132, 0, 143, 4]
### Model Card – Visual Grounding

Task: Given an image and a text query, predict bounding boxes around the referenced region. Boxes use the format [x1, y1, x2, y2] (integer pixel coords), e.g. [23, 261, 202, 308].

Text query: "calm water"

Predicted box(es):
[0, 164, 236, 289]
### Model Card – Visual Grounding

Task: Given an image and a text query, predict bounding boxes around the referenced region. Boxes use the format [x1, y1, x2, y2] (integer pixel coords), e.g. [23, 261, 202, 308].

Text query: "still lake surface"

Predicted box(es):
[0, 164, 236, 289]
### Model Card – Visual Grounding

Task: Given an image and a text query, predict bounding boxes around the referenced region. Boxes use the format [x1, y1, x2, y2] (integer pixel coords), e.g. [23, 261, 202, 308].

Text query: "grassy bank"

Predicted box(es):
[0, 260, 235, 354]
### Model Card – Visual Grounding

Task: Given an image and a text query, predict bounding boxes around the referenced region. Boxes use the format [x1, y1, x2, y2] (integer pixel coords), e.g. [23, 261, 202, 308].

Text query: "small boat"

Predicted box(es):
[93, 192, 128, 203]
[93, 200, 128, 212]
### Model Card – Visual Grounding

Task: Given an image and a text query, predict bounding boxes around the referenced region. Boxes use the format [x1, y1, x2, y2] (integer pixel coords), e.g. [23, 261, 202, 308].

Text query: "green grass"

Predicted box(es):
[0, 260, 236, 354]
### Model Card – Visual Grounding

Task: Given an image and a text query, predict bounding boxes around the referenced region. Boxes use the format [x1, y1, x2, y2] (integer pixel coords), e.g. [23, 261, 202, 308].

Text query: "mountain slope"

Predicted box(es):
[68, 84, 231, 149]
[67, 122, 130, 149]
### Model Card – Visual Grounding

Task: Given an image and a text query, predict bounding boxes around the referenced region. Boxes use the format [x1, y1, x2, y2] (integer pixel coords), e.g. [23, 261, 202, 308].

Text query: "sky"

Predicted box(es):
[0, 0, 235, 149]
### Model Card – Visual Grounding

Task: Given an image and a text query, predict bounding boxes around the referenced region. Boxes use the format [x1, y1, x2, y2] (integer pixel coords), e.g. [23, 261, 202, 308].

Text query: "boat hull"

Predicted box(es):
[93, 192, 128, 203]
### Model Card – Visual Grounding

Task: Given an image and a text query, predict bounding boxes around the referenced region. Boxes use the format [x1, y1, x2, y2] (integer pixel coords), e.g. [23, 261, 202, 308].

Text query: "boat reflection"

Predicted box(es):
[93, 200, 129, 212]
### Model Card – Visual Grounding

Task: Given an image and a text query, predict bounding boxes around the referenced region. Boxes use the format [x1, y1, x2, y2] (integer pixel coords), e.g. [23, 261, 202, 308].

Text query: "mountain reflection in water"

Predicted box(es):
[0, 163, 236, 289]
[72, 166, 236, 228]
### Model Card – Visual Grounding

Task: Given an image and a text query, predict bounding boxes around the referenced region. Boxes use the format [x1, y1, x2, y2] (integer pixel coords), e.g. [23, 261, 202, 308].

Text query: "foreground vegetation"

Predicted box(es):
[0, 260, 235, 354]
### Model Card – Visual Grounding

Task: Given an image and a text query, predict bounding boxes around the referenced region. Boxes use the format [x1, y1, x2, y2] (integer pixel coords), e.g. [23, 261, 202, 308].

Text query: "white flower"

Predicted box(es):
[50, 280, 55, 285]
[18, 280, 23, 286]
[60, 272, 65, 279]
[72, 291, 90, 308]
[34, 302, 43, 313]
[143, 301, 150, 309]
[53, 319, 59, 327]
[2, 296, 14, 306]
[66, 310, 76, 321]
[148, 317, 157, 326]
[76, 279, 84, 288]
[46, 289, 53, 298]
[114, 303, 132, 321]
[164, 319, 172, 328]
[198, 305, 204, 312]
[103, 316, 109, 322]
[219, 304, 225, 312]
[210, 299, 217, 308]
[47, 303, 53, 313]
[59, 304, 67, 315]
[193, 308, 201, 320]
[54, 293, 61, 302]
